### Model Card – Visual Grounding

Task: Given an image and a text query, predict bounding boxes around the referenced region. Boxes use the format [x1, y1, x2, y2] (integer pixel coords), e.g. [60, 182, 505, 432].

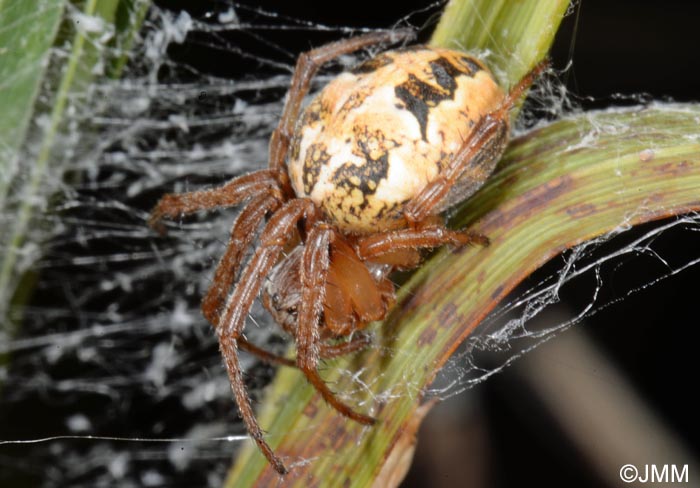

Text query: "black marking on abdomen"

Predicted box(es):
[333, 132, 391, 195]
[457, 55, 483, 75]
[430, 57, 461, 92]
[394, 56, 471, 141]
[331, 128, 396, 216]
[333, 151, 389, 204]
[302, 142, 330, 195]
[395, 77, 431, 141]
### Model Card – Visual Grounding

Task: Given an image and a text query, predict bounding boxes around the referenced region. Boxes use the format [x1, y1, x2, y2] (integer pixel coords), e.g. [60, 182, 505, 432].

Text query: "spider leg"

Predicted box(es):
[148, 169, 281, 233]
[318, 333, 372, 359]
[403, 112, 508, 224]
[296, 226, 376, 425]
[219, 336, 288, 474]
[356, 225, 489, 262]
[217, 198, 317, 475]
[404, 59, 549, 224]
[201, 193, 282, 326]
[218, 198, 317, 338]
[237, 338, 296, 367]
[236, 332, 372, 368]
[269, 29, 415, 172]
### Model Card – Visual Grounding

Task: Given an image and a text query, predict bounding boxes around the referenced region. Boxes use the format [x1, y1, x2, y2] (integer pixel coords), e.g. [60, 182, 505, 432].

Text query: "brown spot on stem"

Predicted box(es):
[566, 202, 597, 219]
[417, 327, 437, 346]
[303, 401, 319, 419]
[655, 159, 693, 177]
[491, 284, 505, 301]
[437, 302, 458, 328]
[330, 425, 349, 450]
[485, 175, 574, 229]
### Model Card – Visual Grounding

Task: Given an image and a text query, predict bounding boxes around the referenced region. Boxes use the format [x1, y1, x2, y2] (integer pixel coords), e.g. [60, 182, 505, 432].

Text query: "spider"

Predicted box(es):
[149, 30, 547, 475]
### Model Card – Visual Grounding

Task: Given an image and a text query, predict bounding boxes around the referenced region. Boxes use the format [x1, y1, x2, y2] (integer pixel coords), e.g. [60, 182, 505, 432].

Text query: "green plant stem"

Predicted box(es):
[431, 0, 570, 86]
[0, 0, 64, 211]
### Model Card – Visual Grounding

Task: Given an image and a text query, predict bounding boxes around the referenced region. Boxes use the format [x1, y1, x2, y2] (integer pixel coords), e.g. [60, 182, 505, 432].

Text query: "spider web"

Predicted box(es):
[0, 1, 698, 487]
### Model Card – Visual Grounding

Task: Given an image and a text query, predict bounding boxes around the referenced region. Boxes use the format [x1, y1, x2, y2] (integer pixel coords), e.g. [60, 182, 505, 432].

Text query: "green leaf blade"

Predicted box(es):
[0, 0, 64, 207]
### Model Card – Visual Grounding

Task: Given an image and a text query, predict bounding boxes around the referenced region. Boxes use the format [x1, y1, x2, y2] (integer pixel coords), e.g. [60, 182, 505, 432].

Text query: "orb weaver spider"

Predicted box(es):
[150, 30, 547, 474]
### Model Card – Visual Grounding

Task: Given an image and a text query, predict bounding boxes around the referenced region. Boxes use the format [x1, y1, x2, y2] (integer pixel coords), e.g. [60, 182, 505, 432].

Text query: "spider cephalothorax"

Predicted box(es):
[149, 30, 546, 474]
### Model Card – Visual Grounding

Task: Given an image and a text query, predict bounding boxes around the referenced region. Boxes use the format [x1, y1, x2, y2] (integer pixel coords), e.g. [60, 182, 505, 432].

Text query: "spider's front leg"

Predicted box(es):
[148, 169, 282, 234]
[217, 198, 317, 475]
[201, 193, 281, 327]
[296, 226, 376, 425]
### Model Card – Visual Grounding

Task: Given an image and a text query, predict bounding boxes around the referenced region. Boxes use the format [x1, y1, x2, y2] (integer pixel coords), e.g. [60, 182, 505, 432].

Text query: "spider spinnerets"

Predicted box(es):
[149, 30, 547, 475]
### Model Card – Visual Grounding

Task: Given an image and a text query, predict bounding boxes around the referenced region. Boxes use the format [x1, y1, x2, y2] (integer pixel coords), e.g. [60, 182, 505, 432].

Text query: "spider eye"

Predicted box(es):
[286, 306, 297, 317]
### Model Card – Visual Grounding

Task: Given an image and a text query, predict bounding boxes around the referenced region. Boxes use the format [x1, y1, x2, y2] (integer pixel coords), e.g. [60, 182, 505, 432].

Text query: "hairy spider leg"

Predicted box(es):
[201, 193, 282, 325]
[196, 187, 371, 370]
[357, 225, 490, 262]
[404, 59, 550, 224]
[295, 226, 376, 425]
[236, 332, 373, 368]
[217, 198, 318, 475]
[317, 333, 373, 357]
[148, 169, 281, 233]
[218, 199, 317, 338]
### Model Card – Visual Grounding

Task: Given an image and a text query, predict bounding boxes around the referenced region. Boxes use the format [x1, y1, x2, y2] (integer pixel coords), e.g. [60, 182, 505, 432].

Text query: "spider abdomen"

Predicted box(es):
[287, 46, 507, 234]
